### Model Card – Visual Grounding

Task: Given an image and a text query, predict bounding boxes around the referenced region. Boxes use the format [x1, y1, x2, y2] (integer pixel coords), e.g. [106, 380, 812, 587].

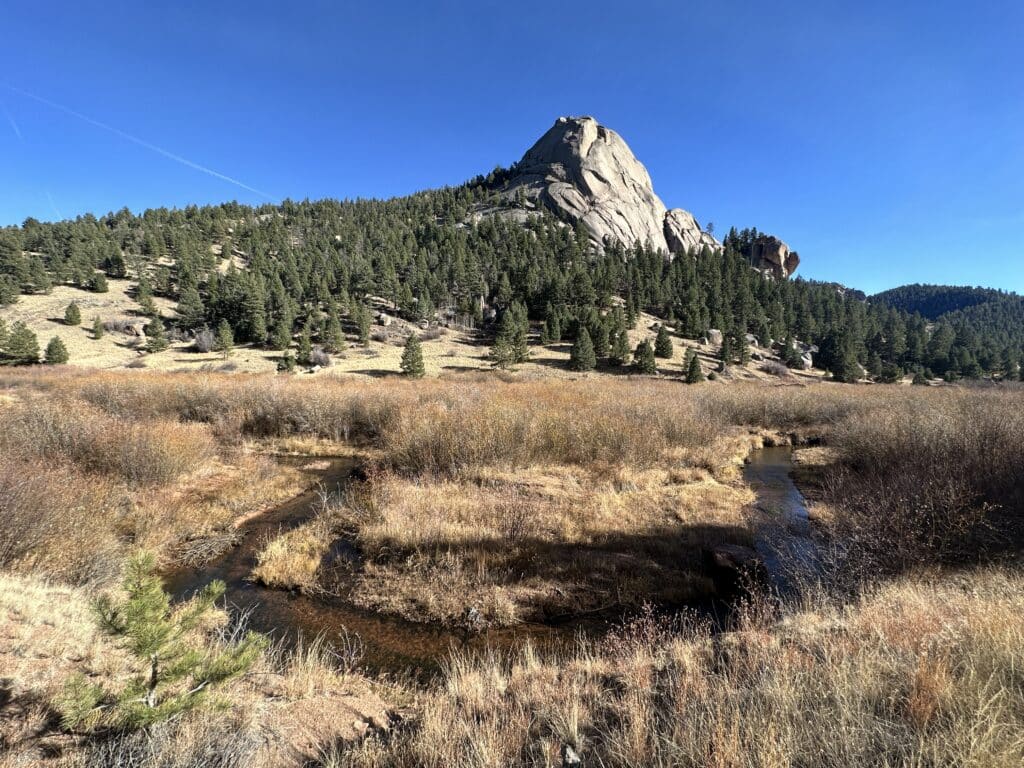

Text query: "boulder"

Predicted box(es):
[707, 329, 723, 346]
[747, 235, 800, 279]
[745, 333, 760, 348]
[801, 352, 813, 370]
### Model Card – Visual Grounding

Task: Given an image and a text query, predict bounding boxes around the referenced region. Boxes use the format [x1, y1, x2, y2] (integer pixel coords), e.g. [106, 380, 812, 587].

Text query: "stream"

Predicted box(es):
[164, 447, 818, 676]
[742, 445, 821, 595]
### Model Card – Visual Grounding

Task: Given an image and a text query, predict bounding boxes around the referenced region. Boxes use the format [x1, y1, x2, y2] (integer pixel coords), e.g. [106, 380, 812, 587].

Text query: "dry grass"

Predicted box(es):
[0, 572, 391, 768]
[340, 569, 1024, 767]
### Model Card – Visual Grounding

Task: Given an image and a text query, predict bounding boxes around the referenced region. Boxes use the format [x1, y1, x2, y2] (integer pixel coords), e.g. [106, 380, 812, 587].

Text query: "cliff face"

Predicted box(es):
[498, 116, 719, 256]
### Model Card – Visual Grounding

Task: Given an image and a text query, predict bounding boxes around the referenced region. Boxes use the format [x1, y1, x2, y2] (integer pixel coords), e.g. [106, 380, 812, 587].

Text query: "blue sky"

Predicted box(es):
[2, 1, 1022, 293]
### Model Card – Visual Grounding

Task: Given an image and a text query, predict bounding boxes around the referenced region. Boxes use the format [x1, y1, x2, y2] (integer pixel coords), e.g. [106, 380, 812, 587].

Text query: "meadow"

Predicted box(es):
[0, 368, 1020, 766]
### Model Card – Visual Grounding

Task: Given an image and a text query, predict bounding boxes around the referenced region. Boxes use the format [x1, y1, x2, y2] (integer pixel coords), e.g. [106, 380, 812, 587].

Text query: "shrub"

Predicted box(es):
[309, 346, 332, 368]
[194, 326, 216, 353]
[760, 359, 790, 378]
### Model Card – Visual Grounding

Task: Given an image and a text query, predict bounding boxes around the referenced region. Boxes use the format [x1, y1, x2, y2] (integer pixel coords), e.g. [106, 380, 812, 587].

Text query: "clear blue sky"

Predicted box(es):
[2, 1, 1022, 294]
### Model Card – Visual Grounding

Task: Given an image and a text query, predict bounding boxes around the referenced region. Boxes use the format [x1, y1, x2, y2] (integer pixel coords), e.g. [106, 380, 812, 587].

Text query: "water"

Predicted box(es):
[165, 447, 817, 676]
[162, 457, 585, 676]
[742, 446, 820, 595]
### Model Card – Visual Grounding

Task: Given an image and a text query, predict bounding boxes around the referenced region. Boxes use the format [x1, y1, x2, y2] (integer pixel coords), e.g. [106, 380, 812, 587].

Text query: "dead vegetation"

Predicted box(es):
[0, 368, 1021, 765]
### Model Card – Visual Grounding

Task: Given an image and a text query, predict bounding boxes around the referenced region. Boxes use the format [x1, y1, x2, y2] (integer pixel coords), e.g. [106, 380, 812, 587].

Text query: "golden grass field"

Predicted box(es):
[0, 368, 1020, 766]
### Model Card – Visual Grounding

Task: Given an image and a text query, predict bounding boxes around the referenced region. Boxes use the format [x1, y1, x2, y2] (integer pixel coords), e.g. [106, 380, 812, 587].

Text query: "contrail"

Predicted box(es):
[45, 191, 63, 220]
[1, 100, 22, 141]
[2, 83, 274, 200]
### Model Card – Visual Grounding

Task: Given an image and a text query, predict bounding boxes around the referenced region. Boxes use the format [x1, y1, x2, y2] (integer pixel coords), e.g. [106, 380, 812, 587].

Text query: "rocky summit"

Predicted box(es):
[498, 116, 719, 258]
[493, 116, 799, 280]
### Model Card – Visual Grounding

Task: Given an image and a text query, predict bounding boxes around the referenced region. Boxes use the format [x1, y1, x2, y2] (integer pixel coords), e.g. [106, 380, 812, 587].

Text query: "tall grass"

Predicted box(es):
[339, 571, 1024, 767]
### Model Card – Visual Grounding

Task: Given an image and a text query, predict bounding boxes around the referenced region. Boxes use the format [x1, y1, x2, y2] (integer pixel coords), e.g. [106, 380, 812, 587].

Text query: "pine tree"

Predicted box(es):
[92, 316, 104, 340]
[44, 336, 69, 364]
[737, 332, 751, 365]
[3, 321, 39, 364]
[59, 552, 266, 731]
[400, 333, 426, 378]
[270, 311, 294, 351]
[592, 321, 609, 358]
[175, 285, 206, 329]
[297, 321, 314, 365]
[356, 305, 372, 347]
[0, 318, 8, 350]
[654, 324, 673, 358]
[64, 302, 81, 326]
[490, 303, 529, 369]
[145, 318, 169, 353]
[609, 328, 631, 367]
[215, 319, 234, 359]
[569, 327, 597, 371]
[685, 350, 705, 383]
[719, 334, 734, 370]
[90, 272, 109, 293]
[633, 339, 657, 374]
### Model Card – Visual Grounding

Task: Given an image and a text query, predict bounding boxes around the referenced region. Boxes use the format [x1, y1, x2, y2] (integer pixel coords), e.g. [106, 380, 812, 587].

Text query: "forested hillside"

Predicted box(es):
[0, 178, 1021, 382]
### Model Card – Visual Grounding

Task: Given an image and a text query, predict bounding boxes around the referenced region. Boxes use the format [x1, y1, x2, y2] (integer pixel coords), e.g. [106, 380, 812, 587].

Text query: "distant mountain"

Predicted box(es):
[871, 284, 1018, 320]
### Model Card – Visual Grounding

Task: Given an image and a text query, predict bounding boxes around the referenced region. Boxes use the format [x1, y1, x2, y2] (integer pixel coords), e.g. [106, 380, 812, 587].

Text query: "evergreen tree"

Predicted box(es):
[400, 333, 426, 378]
[0, 318, 7, 350]
[356, 305, 372, 347]
[89, 272, 109, 293]
[44, 336, 69, 364]
[175, 285, 206, 329]
[92, 316, 104, 340]
[277, 351, 296, 373]
[633, 339, 657, 374]
[215, 319, 234, 359]
[685, 350, 705, 383]
[324, 311, 347, 354]
[736, 332, 751, 365]
[64, 301, 82, 326]
[297, 321, 313, 364]
[145, 318, 169, 353]
[3, 322, 39, 364]
[59, 552, 266, 731]
[569, 327, 597, 371]
[592, 321, 610, 358]
[719, 334, 734, 370]
[270, 310, 294, 351]
[609, 328, 631, 367]
[654, 324, 673, 358]
[490, 302, 529, 369]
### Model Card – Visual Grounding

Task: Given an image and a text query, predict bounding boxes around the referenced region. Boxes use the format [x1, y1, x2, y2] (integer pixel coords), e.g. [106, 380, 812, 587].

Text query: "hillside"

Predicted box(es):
[0, 117, 1021, 383]
[871, 284, 1017, 319]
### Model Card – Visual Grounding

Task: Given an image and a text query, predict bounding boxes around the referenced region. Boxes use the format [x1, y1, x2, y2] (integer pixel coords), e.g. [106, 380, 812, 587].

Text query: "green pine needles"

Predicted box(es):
[59, 552, 266, 732]
[401, 333, 426, 377]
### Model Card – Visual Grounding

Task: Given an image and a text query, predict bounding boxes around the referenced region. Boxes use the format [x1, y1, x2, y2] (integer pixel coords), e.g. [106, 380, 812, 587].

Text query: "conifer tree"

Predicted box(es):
[737, 332, 751, 365]
[92, 316, 104, 339]
[59, 552, 266, 731]
[145, 318, 169, 353]
[685, 350, 705, 383]
[0, 318, 7, 350]
[90, 272, 109, 293]
[270, 311, 293, 351]
[719, 334, 733, 370]
[356, 305, 372, 347]
[609, 328, 631, 367]
[633, 339, 657, 374]
[400, 333, 426, 378]
[297, 321, 313, 364]
[654, 324, 673, 358]
[3, 321, 39, 364]
[215, 319, 234, 359]
[324, 310, 347, 354]
[592, 321, 609, 358]
[64, 301, 82, 326]
[44, 336, 69, 364]
[175, 285, 206, 329]
[569, 327, 597, 371]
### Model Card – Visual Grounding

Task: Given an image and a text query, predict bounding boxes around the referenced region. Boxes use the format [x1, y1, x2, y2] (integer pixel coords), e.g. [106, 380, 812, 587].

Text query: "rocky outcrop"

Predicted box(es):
[747, 235, 800, 279]
[499, 116, 718, 256]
